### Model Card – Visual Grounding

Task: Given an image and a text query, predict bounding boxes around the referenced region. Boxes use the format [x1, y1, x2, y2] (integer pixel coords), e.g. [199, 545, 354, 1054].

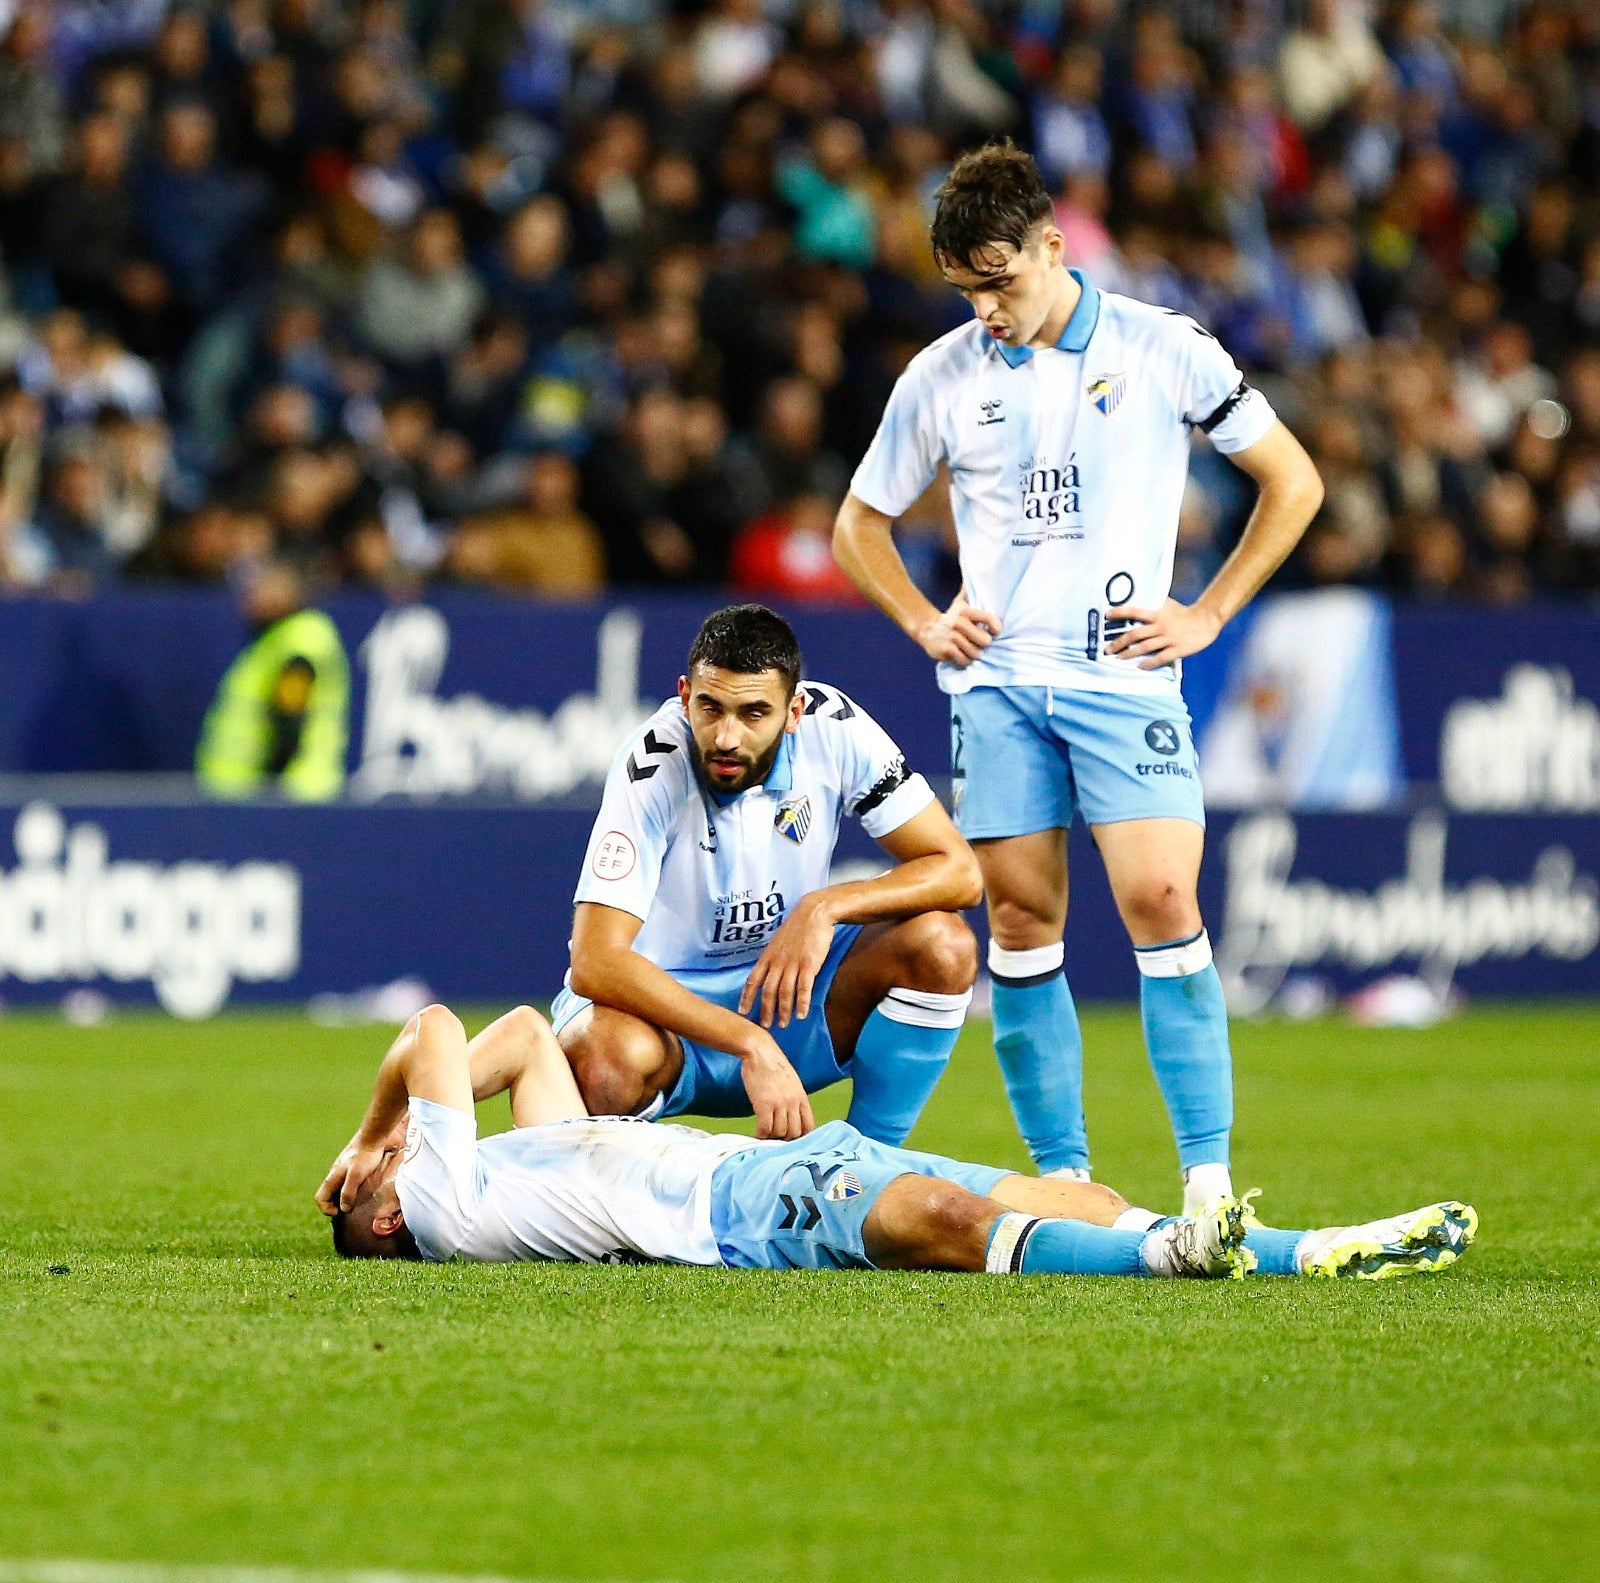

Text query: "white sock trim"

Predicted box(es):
[877, 986, 972, 1030]
[1042, 1166, 1092, 1182]
[984, 1212, 1040, 1274]
[1182, 1162, 1233, 1214]
[1134, 929, 1213, 978]
[1113, 1207, 1162, 1234]
[988, 940, 1064, 978]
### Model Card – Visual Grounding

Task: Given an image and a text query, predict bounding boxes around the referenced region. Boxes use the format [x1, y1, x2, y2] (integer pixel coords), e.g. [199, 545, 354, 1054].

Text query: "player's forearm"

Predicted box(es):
[1196, 438, 1324, 628]
[811, 849, 983, 927]
[570, 947, 769, 1061]
[833, 496, 941, 639]
[354, 1044, 413, 1147]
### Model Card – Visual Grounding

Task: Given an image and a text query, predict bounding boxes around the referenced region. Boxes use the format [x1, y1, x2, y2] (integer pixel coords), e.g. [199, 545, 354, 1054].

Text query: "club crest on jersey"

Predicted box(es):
[824, 1171, 863, 1202]
[1088, 372, 1126, 415]
[774, 795, 812, 845]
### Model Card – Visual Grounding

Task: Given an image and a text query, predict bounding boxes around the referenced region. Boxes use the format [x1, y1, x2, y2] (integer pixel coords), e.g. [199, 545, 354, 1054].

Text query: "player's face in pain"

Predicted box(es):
[940, 227, 1065, 348]
[679, 664, 802, 794]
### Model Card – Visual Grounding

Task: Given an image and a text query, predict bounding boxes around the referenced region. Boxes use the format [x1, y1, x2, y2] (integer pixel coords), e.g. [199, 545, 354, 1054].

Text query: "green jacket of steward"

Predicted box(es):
[196, 609, 350, 801]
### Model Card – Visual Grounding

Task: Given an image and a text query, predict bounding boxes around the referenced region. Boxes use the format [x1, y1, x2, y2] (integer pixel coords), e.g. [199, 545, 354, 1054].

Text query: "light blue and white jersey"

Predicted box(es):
[570, 686, 934, 975]
[394, 1098, 756, 1265]
[850, 270, 1277, 699]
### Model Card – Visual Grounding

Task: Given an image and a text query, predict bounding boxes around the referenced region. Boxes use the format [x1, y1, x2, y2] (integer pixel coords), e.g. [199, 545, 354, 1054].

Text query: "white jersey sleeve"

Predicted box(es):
[394, 1097, 482, 1263]
[572, 724, 679, 922]
[808, 683, 936, 838]
[1167, 313, 1277, 455]
[849, 353, 945, 519]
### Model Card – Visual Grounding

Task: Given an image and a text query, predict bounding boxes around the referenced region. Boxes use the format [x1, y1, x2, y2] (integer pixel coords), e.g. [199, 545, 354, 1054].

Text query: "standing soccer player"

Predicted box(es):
[833, 143, 1324, 1214]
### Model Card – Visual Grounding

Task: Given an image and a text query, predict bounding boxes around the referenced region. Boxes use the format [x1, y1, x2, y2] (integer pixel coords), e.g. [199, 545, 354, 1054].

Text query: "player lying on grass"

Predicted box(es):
[316, 1003, 1478, 1283]
[554, 602, 984, 1147]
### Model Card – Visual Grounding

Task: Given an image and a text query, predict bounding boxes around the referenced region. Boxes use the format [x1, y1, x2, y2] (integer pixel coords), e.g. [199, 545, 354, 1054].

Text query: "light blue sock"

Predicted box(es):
[845, 988, 971, 1146]
[985, 1212, 1146, 1276]
[1244, 1227, 1306, 1276]
[1135, 930, 1233, 1171]
[989, 941, 1088, 1173]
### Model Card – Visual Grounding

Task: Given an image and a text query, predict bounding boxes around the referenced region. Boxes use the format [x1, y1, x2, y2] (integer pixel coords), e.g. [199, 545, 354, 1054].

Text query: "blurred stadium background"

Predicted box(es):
[0, 0, 1595, 1020]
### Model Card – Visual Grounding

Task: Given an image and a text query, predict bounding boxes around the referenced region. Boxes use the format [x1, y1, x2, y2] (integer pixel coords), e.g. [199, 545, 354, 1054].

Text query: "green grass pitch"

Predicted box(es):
[1, 1005, 1597, 1583]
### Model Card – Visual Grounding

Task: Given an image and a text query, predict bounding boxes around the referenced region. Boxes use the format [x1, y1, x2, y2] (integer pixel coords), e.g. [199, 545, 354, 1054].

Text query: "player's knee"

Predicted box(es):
[572, 1047, 651, 1115]
[910, 1181, 991, 1262]
[874, 1177, 989, 1265]
[899, 912, 978, 994]
[412, 1003, 463, 1041]
[502, 1003, 549, 1044]
[1120, 880, 1198, 941]
[1085, 1182, 1128, 1218]
[987, 895, 1062, 950]
[567, 1016, 669, 1115]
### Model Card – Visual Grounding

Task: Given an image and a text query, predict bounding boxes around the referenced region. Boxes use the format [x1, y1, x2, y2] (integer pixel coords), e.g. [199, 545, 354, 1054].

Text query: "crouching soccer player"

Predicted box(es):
[554, 603, 983, 1148]
[317, 1003, 1478, 1284]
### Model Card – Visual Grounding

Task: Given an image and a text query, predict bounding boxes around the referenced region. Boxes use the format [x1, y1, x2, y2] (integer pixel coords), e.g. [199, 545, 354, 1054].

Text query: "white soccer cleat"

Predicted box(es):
[1297, 1202, 1479, 1280]
[1141, 1196, 1256, 1280]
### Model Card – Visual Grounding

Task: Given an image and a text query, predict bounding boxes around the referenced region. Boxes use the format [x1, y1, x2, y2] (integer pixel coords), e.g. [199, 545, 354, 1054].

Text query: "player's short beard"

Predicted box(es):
[691, 725, 787, 795]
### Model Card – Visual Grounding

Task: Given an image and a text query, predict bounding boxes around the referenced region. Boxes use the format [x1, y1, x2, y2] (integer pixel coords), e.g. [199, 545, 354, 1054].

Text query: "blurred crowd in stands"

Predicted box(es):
[1, 0, 1599, 606]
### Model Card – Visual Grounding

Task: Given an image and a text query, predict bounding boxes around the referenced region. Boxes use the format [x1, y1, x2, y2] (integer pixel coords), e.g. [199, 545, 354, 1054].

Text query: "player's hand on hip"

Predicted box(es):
[739, 896, 835, 1029]
[740, 1037, 815, 1140]
[913, 594, 1001, 666]
[1105, 597, 1222, 669]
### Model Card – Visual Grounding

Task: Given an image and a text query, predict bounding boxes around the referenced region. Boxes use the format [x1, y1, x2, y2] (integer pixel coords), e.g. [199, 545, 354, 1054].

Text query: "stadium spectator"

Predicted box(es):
[0, 0, 1590, 606]
[489, 196, 575, 353]
[1278, 0, 1386, 133]
[731, 489, 864, 603]
[136, 100, 263, 319]
[0, 6, 67, 174]
[32, 431, 122, 589]
[354, 209, 486, 371]
[40, 111, 174, 358]
[448, 450, 605, 596]
[0, 374, 45, 584]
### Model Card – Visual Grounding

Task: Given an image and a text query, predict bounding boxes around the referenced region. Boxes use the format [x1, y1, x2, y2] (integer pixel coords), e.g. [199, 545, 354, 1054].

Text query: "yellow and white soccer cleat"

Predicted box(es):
[1142, 1196, 1257, 1280]
[1297, 1201, 1479, 1280]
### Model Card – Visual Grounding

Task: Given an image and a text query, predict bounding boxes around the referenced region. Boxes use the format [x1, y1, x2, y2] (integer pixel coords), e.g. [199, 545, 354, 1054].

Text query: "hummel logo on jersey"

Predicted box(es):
[802, 684, 856, 720]
[775, 794, 812, 845]
[626, 727, 678, 782]
[979, 399, 1005, 426]
[1088, 373, 1126, 415]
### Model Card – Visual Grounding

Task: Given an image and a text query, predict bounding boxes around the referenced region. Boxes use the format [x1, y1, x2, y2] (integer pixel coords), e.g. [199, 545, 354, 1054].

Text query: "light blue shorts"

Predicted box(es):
[709, 1119, 1010, 1269]
[950, 685, 1205, 840]
[550, 923, 864, 1119]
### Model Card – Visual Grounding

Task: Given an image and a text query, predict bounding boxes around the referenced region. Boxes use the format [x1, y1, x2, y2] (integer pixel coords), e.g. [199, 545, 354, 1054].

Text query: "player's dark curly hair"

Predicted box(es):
[931, 140, 1054, 273]
[687, 604, 803, 695]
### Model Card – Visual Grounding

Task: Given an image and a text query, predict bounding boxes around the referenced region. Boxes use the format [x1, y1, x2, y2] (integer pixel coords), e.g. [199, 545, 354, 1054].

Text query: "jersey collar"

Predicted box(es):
[990, 268, 1100, 367]
[766, 731, 795, 795]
